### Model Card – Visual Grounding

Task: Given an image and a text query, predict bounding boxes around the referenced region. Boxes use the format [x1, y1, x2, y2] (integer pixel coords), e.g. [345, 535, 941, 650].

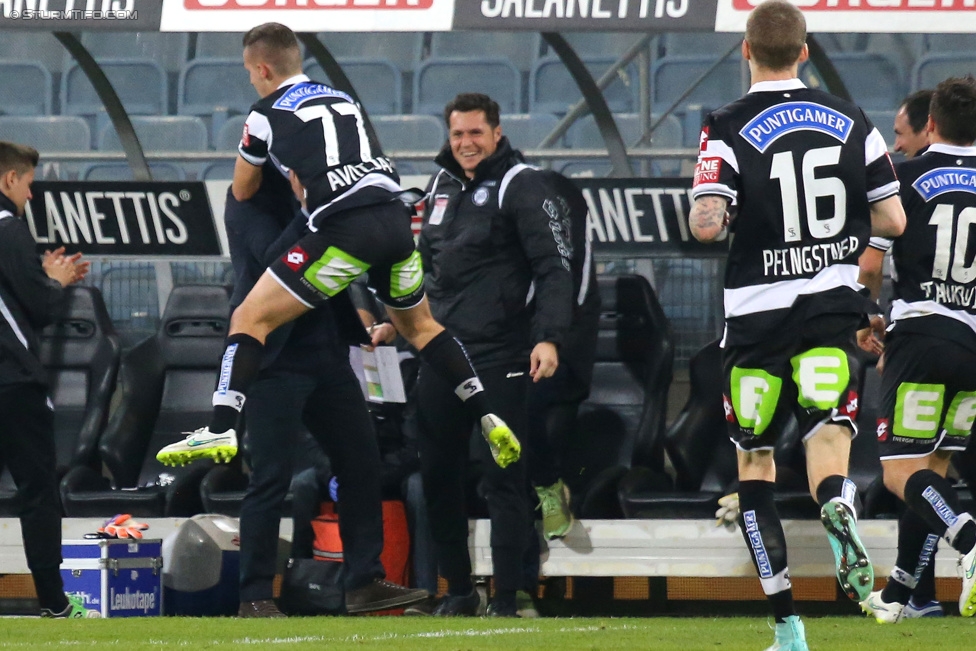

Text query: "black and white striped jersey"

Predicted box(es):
[889, 143, 976, 350]
[692, 79, 899, 345]
[239, 74, 402, 227]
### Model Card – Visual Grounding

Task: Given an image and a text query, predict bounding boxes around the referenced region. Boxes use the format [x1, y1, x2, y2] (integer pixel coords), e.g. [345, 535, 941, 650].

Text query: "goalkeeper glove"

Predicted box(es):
[715, 493, 740, 532]
[98, 514, 149, 539]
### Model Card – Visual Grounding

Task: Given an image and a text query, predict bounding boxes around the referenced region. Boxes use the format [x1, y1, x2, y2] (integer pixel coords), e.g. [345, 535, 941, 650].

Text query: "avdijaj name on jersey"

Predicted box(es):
[327, 156, 396, 192]
[740, 102, 853, 153]
[912, 167, 976, 201]
[762, 236, 860, 278]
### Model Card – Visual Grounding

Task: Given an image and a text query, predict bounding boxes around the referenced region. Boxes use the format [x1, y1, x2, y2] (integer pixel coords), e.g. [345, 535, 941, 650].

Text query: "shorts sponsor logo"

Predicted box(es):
[838, 390, 859, 420]
[723, 393, 735, 423]
[876, 418, 889, 441]
[743, 511, 772, 579]
[894, 382, 944, 440]
[944, 391, 976, 437]
[790, 347, 850, 412]
[694, 157, 722, 186]
[730, 367, 783, 436]
[284, 246, 308, 272]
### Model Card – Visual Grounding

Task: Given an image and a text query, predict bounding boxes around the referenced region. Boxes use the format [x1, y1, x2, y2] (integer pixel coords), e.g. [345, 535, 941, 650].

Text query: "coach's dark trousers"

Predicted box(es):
[416, 362, 531, 596]
[0, 384, 67, 611]
[238, 365, 385, 601]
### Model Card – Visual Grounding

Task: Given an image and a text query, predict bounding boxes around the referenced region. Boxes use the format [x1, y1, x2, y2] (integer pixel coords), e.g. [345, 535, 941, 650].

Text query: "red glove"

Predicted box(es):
[98, 514, 149, 539]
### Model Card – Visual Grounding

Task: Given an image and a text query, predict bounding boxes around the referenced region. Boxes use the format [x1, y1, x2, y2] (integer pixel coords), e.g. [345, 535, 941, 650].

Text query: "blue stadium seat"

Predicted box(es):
[502, 113, 560, 148]
[414, 58, 521, 116]
[202, 161, 236, 181]
[0, 33, 65, 73]
[651, 56, 744, 113]
[214, 115, 247, 152]
[370, 115, 444, 175]
[80, 32, 189, 73]
[316, 32, 423, 73]
[555, 32, 647, 59]
[97, 116, 209, 152]
[565, 114, 684, 176]
[82, 163, 186, 182]
[0, 61, 52, 115]
[923, 33, 976, 53]
[431, 32, 542, 73]
[0, 116, 90, 152]
[178, 58, 256, 130]
[865, 110, 897, 138]
[195, 33, 254, 60]
[62, 59, 166, 117]
[912, 53, 976, 92]
[303, 58, 402, 115]
[659, 32, 743, 57]
[530, 57, 639, 115]
[800, 53, 905, 111]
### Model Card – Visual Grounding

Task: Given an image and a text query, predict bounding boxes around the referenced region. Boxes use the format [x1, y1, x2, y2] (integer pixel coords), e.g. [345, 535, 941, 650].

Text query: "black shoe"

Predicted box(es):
[345, 579, 428, 614]
[432, 589, 480, 616]
[403, 594, 438, 616]
[238, 600, 286, 618]
[486, 597, 520, 618]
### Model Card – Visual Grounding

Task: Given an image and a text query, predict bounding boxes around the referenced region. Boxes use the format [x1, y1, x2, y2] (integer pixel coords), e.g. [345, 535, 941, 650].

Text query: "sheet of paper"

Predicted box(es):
[359, 345, 406, 403]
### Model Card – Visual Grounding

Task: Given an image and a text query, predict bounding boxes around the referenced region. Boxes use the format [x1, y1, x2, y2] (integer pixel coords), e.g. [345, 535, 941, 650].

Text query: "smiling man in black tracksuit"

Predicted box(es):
[416, 93, 574, 617]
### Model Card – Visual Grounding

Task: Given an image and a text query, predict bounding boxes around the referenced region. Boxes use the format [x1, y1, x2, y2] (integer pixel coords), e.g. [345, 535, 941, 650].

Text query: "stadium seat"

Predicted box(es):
[82, 162, 186, 182]
[865, 110, 897, 136]
[619, 340, 733, 519]
[303, 57, 402, 115]
[214, 115, 246, 152]
[178, 58, 256, 136]
[202, 161, 236, 181]
[98, 263, 159, 345]
[370, 114, 445, 172]
[800, 53, 905, 111]
[0, 60, 53, 115]
[651, 56, 744, 144]
[97, 116, 209, 152]
[0, 116, 90, 152]
[502, 113, 560, 148]
[195, 32, 254, 60]
[80, 32, 189, 73]
[431, 32, 543, 73]
[922, 33, 976, 54]
[315, 32, 424, 73]
[60, 285, 232, 518]
[912, 53, 976, 92]
[0, 287, 121, 516]
[0, 33, 64, 73]
[563, 275, 674, 518]
[659, 32, 743, 58]
[553, 32, 648, 59]
[414, 58, 521, 116]
[530, 56, 639, 115]
[563, 114, 684, 177]
[62, 59, 167, 117]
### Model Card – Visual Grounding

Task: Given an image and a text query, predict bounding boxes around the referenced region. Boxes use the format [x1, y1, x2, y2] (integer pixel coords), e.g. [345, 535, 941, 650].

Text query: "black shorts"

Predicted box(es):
[723, 313, 863, 451]
[877, 332, 976, 460]
[268, 200, 425, 310]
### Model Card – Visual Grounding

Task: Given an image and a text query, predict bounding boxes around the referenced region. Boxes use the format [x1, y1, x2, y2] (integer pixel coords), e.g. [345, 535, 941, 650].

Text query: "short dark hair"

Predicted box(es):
[0, 141, 39, 177]
[930, 76, 976, 145]
[745, 1, 806, 71]
[242, 22, 302, 76]
[443, 93, 500, 130]
[900, 90, 934, 134]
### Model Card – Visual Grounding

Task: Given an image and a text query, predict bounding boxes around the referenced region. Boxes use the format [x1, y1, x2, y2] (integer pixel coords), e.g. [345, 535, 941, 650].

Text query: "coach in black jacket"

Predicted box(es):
[416, 93, 574, 617]
[0, 142, 94, 618]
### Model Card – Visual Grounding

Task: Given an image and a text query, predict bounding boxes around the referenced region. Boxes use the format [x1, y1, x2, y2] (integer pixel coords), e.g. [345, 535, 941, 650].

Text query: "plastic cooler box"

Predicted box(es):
[61, 538, 163, 617]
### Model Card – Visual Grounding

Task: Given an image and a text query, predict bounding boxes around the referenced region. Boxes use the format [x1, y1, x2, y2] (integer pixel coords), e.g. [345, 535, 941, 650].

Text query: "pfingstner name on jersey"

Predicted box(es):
[327, 157, 395, 192]
[912, 167, 976, 201]
[740, 102, 853, 153]
[920, 281, 976, 309]
[762, 236, 860, 278]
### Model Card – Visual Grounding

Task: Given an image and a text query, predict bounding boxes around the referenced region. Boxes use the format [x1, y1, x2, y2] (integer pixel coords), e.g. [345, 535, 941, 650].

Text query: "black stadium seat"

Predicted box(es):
[0, 287, 120, 516]
[563, 274, 674, 518]
[60, 285, 231, 517]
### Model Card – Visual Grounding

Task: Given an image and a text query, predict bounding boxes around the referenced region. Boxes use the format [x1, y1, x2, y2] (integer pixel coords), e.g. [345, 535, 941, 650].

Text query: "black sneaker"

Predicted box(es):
[432, 589, 480, 616]
[403, 594, 438, 616]
[345, 579, 428, 614]
[238, 599, 286, 618]
[486, 596, 520, 618]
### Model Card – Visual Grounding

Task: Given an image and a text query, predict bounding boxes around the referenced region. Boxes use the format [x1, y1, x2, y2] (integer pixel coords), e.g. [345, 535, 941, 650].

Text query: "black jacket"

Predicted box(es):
[0, 192, 65, 388]
[419, 137, 574, 367]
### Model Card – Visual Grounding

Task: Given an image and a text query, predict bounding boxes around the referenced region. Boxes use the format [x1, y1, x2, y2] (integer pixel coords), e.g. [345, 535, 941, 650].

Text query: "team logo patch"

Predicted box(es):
[283, 246, 308, 272]
[838, 390, 859, 420]
[694, 157, 722, 186]
[472, 187, 490, 206]
[739, 101, 853, 153]
[876, 418, 889, 441]
[912, 166, 976, 201]
[241, 123, 250, 148]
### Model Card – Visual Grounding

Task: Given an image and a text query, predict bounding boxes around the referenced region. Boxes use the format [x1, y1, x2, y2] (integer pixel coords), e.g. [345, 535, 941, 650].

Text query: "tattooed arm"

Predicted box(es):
[689, 195, 729, 243]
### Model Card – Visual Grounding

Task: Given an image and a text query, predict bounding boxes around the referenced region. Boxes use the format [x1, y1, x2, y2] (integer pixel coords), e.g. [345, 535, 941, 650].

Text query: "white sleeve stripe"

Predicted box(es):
[867, 180, 900, 203]
[238, 149, 265, 166]
[691, 183, 736, 201]
[244, 111, 272, 142]
[864, 128, 889, 166]
[868, 236, 893, 251]
[701, 139, 739, 174]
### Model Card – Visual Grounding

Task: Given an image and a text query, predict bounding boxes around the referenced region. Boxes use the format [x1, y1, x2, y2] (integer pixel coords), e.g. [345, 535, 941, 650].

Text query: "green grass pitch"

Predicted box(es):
[0, 616, 973, 650]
